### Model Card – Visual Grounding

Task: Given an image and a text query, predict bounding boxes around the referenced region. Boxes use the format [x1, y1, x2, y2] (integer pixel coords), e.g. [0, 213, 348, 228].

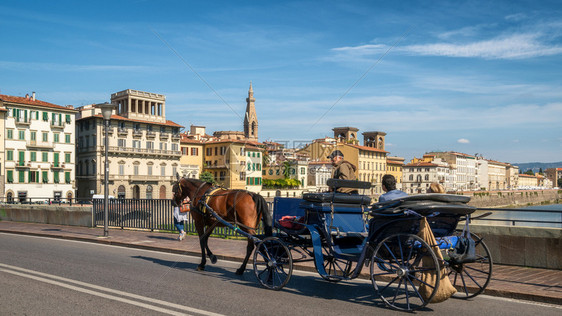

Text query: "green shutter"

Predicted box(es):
[54, 153, 59, 167]
[19, 171, 25, 183]
[30, 152, 36, 162]
[19, 151, 25, 166]
[59, 114, 62, 126]
[28, 170, 32, 182]
[42, 171, 48, 183]
[7, 150, 13, 161]
[43, 112, 48, 121]
[65, 153, 70, 163]
[65, 172, 71, 183]
[65, 114, 71, 123]
[7, 170, 13, 183]
[42, 152, 48, 162]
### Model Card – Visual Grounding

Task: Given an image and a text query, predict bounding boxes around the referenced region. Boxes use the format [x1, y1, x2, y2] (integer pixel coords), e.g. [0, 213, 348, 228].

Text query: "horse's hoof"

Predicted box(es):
[209, 255, 217, 264]
[197, 266, 205, 271]
[235, 268, 244, 275]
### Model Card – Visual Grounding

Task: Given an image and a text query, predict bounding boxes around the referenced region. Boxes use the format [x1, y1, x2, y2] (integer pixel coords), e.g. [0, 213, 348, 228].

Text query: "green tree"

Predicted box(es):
[524, 169, 534, 176]
[199, 171, 216, 184]
[282, 161, 291, 179]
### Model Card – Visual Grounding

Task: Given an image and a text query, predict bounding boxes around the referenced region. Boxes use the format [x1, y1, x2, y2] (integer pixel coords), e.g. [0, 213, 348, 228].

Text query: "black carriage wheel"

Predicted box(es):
[444, 231, 493, 299]
[370, 233, 440, 312]
[315, 243, 353, 282]
[253, 237, 293, 291]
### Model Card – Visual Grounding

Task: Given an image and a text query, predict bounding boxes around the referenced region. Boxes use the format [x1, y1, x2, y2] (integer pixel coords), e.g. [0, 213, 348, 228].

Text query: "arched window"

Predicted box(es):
[118, 185, 126, 199]
[425, 174, 429, 181]
[409, 175, 413, 181]
[146, 185, 153, 199]
[159, 185, 167, 199]
[133, 185, 140, 199]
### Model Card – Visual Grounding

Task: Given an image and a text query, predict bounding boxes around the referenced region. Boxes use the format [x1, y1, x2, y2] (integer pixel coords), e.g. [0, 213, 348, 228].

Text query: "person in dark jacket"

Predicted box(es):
[328, 150, 358, 194]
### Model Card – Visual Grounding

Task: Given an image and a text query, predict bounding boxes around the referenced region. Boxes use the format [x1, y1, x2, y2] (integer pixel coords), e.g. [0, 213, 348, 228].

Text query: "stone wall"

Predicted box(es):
[471, 225, 561, 269]
[465, 189, 561, 208]
[0, 204, 93, 227]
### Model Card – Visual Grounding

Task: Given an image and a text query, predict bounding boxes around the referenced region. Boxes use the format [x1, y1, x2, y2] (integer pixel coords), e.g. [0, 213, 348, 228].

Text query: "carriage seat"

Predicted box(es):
[302, 192, 371, 205]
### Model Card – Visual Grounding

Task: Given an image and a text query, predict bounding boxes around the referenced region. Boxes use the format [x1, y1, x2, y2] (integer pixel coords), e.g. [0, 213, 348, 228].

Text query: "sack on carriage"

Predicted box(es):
[417, 217, 457, 303]
[279, 216, 305, 230]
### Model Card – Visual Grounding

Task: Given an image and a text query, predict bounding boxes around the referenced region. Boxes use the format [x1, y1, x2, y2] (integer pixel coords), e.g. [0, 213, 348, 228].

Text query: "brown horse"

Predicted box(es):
[172, 176, 272, 275]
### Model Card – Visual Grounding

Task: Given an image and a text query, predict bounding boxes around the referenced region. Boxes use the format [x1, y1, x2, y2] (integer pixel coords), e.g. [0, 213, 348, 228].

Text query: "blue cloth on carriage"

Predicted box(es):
[378, 189, 408, 202]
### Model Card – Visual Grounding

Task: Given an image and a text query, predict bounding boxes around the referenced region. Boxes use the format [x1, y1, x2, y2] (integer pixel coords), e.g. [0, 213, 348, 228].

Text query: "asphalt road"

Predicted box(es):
[1, 233, 560, 316]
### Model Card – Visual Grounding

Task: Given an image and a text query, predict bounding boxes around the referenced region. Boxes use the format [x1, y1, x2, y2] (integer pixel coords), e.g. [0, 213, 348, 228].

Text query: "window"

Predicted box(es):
[65, 172, 71, 184]
[7, 170, 13, 183]
[18, 130, 25, 140]
[65, 114, 71, 123]
[172, 143, 178, 151]
[42, 132, 48, 142]
[7, 129, 13, 139]
[159, 142, 166, 150]
[18, 151, 25, 166]
[43, 112, 48, 121]
[147, 141, 154, 149]
[54, 133, 59, 143]
[148, 166, 153, 176]
[161, 166, 166, 176]
[53, 171, 59, 183]
[134, 165, 139, 175]
[42, 152, 48, 162]
[65, 134, 71, 143]
[118, 139, 126, 147]
[30, 152, 36, 162]
[191, 147, 198, 156]
[7, 150, 13, 161]
[182, 147, 188, 155]
[54, 153, 60, 167]
[19, 171, 25, 183]
[133, 140, 140, 148]
[42, 171, 48, 183]
[29, 171, 38, 183]
[119, 164, 124, 175]
[65, 153, 71, 163]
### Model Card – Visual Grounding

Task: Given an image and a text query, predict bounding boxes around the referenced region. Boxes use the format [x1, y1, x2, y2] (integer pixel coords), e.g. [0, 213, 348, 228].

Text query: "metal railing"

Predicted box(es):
[472, 206, 562, 228]
[92, 199, 268, 237]
[0, 197, 93, 206]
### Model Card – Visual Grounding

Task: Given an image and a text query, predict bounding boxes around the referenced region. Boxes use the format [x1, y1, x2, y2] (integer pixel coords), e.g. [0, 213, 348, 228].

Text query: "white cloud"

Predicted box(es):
[457, 138, 470, 144]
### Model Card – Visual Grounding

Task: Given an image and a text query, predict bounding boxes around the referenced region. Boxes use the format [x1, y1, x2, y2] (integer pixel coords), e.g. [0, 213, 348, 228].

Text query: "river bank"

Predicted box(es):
[463, 189, 561, 208]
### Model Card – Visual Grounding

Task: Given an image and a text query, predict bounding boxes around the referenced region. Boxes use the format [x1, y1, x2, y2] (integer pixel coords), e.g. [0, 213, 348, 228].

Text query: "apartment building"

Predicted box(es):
[307, 162, 332, 192]
[402, 156, 451, 194]
[427, 151, 477, 191]
[75, 89, 182, 200]
[245, 145, 263, 192]
[179, 132, 204, 179]
[487, 160, 508, 190]
[1, 93, 77, 202]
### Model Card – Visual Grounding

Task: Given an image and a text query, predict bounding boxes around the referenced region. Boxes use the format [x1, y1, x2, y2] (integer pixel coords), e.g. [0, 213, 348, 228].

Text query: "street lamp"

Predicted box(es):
[97, 102, 114, 237]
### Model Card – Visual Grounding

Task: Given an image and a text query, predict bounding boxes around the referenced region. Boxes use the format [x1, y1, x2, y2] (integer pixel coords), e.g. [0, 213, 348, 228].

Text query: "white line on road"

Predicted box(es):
[0, 263, 224, 316]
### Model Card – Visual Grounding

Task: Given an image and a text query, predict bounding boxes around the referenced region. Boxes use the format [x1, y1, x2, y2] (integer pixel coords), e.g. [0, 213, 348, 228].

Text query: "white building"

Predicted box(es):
[245, 145, 263, 193]
[427, 152, 477, 191]
[307, 161, 332, 192]
[1, 93, 77, 202]
[475, 158, 489, 190]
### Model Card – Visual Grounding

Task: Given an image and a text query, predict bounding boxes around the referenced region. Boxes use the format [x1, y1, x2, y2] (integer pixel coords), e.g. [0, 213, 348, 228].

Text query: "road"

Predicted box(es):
[0, 233, 560, 315]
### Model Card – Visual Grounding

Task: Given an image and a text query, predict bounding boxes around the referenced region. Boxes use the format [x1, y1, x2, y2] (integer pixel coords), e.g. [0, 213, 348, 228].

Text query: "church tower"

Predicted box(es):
[244, 82, 258, 140]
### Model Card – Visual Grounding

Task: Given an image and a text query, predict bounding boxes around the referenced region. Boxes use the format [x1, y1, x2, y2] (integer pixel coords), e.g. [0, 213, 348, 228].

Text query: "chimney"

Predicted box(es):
[25, 93, 29, 99]
[32, 92, 36, 101]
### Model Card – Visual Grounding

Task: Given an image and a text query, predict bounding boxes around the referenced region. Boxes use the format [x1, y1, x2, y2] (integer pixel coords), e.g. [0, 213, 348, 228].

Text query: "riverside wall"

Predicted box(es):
[463, 189, 561, 208]
[0, 204, 93, 227]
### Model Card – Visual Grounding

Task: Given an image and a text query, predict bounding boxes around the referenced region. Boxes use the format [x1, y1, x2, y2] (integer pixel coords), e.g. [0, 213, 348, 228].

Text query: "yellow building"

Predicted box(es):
[203, 139, 263, 190]
[179, 134, 204, 179]
[518, 173, 538, 188]
[386, 156, 405, 189]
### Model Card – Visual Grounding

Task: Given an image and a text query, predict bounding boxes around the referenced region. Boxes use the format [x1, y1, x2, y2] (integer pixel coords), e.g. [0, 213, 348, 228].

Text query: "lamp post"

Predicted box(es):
[97, 102, 114, 237]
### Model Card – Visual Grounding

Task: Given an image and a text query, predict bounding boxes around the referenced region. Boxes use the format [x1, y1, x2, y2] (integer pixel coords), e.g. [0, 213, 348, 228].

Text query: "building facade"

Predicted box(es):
[386, 156, 404, 190]
[75, 90, 182, 200]
[179, 135, 204, 179]
[427, 152, 477, 191]
[487, 160, 508, 191]
[1, 93, 77, 202]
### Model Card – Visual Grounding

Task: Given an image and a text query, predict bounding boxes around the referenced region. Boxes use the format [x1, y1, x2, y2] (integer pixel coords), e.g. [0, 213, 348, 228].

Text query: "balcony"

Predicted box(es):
[146, 130, 156, 139]
[51, 163, 65, 170]
[15, 117, 30, 126]
[108, 174, 175, 182]
[171, 133, 180, 140]
[51, 121, 65, 129]
[26, 140, 54, 149]
[117, 128, 128, 136]
[159, 132, 169, 140]
[132, 129, 143, 138]
[103, 127, 114, 135]
[15, 162, 31, 169]
[106, 146, 181, 158]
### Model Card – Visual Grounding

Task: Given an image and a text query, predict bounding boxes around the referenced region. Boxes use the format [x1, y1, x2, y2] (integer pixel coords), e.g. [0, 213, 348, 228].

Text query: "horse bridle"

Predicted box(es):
[177, 178, 210, 211]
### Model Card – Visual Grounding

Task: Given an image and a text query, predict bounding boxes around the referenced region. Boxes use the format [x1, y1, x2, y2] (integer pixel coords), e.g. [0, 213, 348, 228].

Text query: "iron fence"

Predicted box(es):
[93, 199, 269, 237]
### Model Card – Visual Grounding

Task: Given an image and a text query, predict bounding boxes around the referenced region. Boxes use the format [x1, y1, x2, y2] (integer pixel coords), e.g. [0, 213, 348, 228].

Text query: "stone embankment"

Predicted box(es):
[463, 189, 561, 208]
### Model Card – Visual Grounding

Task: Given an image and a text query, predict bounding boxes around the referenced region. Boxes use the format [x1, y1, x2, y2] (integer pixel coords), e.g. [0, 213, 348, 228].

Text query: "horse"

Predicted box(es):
[172, 176, 272, 275]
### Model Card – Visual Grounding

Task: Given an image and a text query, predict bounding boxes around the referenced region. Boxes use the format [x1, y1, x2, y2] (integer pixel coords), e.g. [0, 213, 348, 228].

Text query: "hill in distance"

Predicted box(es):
[511, 161, 562, 173]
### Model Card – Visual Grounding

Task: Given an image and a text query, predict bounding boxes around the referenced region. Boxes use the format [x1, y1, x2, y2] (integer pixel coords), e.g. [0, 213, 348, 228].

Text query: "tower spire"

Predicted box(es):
[244, 82, 258, 141]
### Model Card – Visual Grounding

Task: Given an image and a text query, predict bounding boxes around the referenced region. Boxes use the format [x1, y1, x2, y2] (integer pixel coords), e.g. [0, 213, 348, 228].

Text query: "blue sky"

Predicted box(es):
[1, 0, 561, 164]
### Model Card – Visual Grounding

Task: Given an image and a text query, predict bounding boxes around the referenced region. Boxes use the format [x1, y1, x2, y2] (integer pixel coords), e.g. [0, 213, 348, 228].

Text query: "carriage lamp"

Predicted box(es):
[97, 102, 115, 237]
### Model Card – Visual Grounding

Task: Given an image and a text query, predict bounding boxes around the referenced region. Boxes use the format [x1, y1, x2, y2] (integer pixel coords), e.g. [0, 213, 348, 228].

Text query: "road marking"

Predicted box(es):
[0, 263, 224, 316]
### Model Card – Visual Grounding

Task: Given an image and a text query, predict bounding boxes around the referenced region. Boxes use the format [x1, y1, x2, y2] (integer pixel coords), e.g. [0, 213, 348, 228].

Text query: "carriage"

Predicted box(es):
[174, 177, 492, 312]
[250, 179, 492, 311]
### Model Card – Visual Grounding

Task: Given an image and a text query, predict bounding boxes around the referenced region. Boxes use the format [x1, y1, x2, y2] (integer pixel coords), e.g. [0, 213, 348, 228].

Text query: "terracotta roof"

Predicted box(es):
[346, 144, 388, 153]
[78, 113, 182, 128]
[0, 94, 77, 112]
[404, 161, 439, 167]
[518, 174, 537, 178]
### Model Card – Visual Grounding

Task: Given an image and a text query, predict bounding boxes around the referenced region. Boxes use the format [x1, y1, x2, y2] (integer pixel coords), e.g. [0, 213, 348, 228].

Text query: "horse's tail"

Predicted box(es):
[252, 193, 272, 237]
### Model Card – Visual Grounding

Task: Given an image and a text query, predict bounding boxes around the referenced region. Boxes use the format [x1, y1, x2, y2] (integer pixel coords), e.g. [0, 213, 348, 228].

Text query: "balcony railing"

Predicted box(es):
[105, 146, 181, 157]
[51, 121, 65, 129]
[132, 129, 143, 137]
[146, 131, 156, 138]
[15, 117, 30, 125]
[26, 141, 54, 149]
[117, 128, 128, 136]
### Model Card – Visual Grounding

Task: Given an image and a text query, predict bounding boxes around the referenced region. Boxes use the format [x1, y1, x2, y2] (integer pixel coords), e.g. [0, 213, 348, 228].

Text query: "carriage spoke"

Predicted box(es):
[390, 277, 403, 305]
[379, 276, 400, 293]
[464, 265, 491, 275]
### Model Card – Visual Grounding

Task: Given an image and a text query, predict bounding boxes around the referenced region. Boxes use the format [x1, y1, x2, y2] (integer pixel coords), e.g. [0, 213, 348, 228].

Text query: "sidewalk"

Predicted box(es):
[1, 221, 560, 305]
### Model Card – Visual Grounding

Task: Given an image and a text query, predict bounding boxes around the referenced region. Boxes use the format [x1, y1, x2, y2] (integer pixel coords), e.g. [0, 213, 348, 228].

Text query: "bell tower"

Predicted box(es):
[363, 131, 386, 150]
[244, 82, 258, 140]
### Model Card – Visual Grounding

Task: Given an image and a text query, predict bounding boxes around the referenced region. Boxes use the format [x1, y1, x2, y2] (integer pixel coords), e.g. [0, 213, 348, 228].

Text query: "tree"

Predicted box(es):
[524, 169, 534, 176]
[199, 171, 216, 184]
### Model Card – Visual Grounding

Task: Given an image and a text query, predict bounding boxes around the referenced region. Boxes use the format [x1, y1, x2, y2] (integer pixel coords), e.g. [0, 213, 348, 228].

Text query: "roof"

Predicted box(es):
[78, 113, 182, 128]
[404, 161, 439, 167]
[0, 94, 77, 112]
[346, 143, 388, 153]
